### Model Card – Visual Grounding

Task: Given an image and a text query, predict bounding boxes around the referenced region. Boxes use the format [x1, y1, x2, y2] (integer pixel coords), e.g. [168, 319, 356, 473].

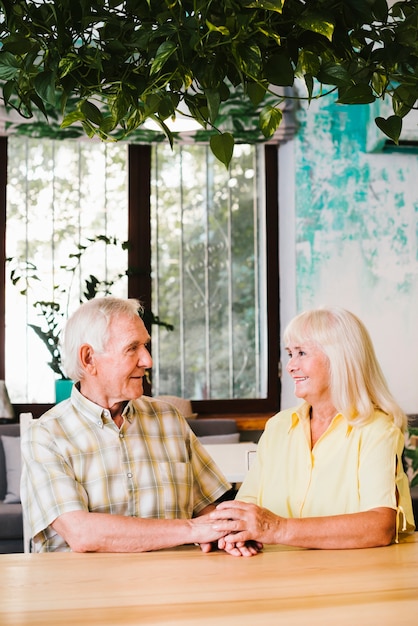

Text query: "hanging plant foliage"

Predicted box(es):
[0, 0, 417, 166]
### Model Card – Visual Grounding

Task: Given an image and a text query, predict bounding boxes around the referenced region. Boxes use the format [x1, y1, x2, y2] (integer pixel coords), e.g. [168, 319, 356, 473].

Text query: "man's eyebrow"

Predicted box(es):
[124, 338, 150, 350]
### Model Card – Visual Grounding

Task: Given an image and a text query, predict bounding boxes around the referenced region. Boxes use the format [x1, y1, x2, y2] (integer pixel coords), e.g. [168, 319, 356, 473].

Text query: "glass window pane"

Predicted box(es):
[150, 144, 267, 400]
[6, 137, 128, 403]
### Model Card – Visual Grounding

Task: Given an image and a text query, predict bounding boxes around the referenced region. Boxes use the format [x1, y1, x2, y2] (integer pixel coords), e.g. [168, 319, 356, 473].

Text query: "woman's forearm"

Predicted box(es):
[211, 501, 396, 549]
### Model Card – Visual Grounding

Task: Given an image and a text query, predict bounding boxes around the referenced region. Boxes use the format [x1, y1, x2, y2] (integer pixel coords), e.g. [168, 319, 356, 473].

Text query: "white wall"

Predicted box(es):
[278, 140, 297, 410]
[279, 98, 418, 414]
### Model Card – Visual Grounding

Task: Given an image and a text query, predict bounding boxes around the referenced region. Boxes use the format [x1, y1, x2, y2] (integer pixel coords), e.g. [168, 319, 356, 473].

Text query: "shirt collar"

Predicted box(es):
[71, 385, 135, 426]
[290, 402, 352, 436]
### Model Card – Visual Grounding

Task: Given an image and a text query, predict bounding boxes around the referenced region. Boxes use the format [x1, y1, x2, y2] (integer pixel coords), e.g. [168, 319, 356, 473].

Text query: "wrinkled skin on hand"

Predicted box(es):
[191, 509, 262, 556]
[210, 500, 280, 556]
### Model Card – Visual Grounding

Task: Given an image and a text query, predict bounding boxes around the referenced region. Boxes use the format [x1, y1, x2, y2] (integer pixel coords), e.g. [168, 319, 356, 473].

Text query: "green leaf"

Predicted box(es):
[337, 84, 375, 105]
[257, 26, 281, 46]
[80, 100, 103, 126]
[375, 115, 402, 144]
[158, 93, 177, 120]
[372, 0, 389, 21]
[304, 74, 314, 101]
[297, 14, 334, 41]
[206, 20, 230, 36]
[371, 71, 389, 98]
[0, 51, 20, 80]
[59, 53, 82, 78]
[2, 80, 15, 106]
[297, 50, 321, 77]
[235, 44, 263, 78]
[247, 82, 267, 106]
[150, 41, 177, 76]
[210, 133, 234, 168]
[184, 95, 209, 128]
[259, 105, 283, 138]
[393, 85, 416, 118]
[34, 70, 57, 106]
[205, 89, 221, 124]
[60, 110, 86, 128]
[242, 0, 284, 12]
[318, 62, 352, 87]
[264, 52, 294, 86]
[1, 35, 36, 56]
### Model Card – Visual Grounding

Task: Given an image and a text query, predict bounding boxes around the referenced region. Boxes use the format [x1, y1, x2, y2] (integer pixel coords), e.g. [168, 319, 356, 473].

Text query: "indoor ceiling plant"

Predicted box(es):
[0, 0, 417, 166]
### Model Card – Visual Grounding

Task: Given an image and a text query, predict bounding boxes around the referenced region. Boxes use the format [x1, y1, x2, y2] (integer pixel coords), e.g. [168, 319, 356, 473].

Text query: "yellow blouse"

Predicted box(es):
[237, 403, 415, 538]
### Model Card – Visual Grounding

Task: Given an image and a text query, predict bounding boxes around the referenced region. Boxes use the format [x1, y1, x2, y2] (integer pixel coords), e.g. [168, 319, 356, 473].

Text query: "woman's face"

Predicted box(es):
[285, 340, 331, 406]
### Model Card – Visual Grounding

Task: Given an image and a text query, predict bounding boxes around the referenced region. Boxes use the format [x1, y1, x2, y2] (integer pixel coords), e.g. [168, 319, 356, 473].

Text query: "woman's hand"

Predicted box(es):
[218, 538, 263, 557]
[210, 500, 283, 545]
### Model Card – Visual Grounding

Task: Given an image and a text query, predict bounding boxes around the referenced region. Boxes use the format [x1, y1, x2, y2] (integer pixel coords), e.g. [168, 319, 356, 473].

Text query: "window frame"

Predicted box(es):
[0, 138, 280, 421]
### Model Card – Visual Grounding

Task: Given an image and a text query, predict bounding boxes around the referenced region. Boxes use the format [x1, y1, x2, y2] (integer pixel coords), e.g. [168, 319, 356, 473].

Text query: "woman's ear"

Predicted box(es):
[79, 344, 97, 374]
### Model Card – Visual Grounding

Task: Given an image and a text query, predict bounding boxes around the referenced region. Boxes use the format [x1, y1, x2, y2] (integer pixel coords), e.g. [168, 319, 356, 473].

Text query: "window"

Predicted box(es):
[2, 138, 279, 414]
[5, 136, 128, 402]
[150, 143, 267, 400]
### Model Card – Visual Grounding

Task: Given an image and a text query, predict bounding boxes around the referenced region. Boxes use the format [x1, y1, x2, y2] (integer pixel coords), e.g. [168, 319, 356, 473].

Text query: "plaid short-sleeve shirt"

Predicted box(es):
[21, 388, 230, 552]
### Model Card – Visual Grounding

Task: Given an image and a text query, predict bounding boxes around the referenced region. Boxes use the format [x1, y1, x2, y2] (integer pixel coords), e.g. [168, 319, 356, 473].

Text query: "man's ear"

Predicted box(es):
[79, 344, 97, 374]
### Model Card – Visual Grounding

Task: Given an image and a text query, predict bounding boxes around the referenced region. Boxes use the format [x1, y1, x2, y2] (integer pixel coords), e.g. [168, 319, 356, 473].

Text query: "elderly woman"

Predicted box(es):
[211, 306, 415, 555]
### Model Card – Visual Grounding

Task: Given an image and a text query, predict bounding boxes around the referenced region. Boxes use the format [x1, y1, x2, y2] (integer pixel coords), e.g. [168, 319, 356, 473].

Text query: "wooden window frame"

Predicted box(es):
[0, 138, 280, 426]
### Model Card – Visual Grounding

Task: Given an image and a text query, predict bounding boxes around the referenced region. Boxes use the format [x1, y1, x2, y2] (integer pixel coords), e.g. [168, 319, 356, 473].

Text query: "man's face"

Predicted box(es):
[92, 313, 153, 404]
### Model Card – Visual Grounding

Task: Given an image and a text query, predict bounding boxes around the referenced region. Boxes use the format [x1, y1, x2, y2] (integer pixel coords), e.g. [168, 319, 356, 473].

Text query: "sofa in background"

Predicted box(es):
[0, 423, 23, 553]
[187, 418, 240, 443]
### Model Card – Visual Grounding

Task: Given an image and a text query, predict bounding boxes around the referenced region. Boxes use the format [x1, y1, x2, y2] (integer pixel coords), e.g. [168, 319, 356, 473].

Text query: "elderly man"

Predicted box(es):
[21, 297, 233, 553]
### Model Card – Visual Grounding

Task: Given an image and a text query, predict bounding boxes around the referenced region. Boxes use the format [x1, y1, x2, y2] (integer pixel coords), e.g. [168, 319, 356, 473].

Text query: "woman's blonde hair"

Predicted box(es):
[283, 306, 407, 431]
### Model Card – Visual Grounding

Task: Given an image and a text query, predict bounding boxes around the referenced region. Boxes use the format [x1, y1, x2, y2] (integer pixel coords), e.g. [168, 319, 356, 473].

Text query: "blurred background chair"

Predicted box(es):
[155, 396, 240, 443]
[154, 396, 197, 419]
[187, 418, 240, 444]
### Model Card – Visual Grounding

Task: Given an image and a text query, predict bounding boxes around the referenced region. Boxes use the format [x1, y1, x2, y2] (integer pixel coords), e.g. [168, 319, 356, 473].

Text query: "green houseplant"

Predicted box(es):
[8, 234, 173, 387]
[0, 1, 418, 166]
[404, 427, 418, 489]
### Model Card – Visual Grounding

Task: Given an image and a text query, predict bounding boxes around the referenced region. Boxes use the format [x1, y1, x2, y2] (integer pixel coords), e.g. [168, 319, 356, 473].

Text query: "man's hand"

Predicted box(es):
[190, 511, 229, 546]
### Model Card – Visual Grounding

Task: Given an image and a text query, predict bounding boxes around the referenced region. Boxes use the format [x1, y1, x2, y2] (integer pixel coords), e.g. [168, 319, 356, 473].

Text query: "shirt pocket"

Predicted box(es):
[152, 461, 193, 518]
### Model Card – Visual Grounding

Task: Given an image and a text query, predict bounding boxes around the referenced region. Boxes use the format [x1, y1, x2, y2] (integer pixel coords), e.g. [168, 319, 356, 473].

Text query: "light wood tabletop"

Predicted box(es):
[1, 534, 417, 625]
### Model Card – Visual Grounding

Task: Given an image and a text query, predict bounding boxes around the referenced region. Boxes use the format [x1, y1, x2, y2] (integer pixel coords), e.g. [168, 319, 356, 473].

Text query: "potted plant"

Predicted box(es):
[8, 234, 173, 400]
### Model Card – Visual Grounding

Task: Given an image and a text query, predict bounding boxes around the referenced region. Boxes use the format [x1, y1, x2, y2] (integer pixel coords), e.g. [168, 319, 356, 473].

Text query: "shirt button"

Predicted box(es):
[127, 473, 133, 478]
[119, 432, 124, 438]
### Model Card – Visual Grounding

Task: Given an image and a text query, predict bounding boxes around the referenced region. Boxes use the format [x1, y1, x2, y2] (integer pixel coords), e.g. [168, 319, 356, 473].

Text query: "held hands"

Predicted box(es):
[190, 506, 263, 556]
[210, 500, 283, 554]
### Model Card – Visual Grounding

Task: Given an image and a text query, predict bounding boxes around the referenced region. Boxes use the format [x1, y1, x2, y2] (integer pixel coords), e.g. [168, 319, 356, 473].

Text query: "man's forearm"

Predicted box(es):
[51, 509, 224, 552]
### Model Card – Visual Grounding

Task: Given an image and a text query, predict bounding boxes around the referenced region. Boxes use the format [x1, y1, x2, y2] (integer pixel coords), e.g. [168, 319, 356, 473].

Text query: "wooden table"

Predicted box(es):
[1, 535, 417, 625]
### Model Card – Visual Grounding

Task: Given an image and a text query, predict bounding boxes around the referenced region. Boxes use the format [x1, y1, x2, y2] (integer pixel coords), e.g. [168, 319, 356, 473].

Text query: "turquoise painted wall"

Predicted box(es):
[291, 94, 418, 413]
